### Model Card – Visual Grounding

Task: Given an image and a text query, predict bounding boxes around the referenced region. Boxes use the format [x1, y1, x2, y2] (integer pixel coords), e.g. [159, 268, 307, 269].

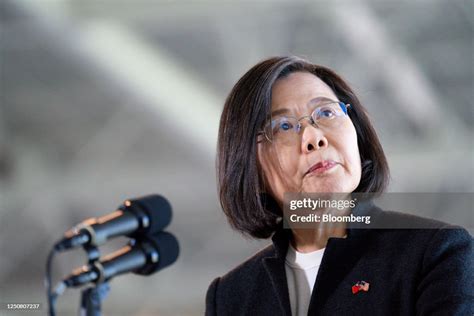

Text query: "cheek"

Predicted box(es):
[340, 124, 362, 178]
[258, 143, 297, 175]
[257, 145, 299, 201]
[273, 146, 300, 174]
[257, 145, 279, 187]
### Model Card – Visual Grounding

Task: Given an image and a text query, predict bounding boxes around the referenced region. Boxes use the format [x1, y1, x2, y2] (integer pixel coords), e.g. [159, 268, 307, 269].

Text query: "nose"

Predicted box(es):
[300, 124, 328, 154]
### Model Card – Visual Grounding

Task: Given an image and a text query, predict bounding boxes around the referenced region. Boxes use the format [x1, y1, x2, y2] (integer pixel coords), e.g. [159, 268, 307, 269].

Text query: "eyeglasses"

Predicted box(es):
[259, 101, 351, 146]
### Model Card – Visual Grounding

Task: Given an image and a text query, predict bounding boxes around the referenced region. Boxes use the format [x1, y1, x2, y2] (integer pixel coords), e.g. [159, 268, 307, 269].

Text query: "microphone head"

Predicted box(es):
[135, 231, 180, 276]
[121, 194, 172, 235]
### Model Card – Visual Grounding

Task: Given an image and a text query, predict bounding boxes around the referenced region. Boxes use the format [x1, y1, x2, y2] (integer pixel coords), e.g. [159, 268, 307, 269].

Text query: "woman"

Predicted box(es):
[205, 56, 473, 315]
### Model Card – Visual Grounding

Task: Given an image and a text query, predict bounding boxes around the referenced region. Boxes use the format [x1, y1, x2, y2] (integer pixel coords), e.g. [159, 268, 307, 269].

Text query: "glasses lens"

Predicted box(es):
[262, 102, 349, 145]
[265, 116, 298, 145]
[312, 102, 346, 126]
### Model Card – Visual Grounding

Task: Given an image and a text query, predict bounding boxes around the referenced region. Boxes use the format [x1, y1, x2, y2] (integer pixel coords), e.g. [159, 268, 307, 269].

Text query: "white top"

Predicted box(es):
[284, 244, 326, 316]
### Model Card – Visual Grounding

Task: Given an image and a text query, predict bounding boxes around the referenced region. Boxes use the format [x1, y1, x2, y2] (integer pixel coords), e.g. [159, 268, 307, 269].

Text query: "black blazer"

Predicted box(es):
[205, 201, 473, 315]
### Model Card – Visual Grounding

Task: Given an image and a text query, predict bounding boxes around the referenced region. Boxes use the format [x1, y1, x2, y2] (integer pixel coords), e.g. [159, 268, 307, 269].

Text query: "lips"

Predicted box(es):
[305, 160, 337, 176]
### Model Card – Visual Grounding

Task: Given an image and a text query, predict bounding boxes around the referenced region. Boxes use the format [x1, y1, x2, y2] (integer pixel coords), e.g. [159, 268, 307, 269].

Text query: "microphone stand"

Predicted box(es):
[79, 282, 110, 316]
[78, 245, 110, 316]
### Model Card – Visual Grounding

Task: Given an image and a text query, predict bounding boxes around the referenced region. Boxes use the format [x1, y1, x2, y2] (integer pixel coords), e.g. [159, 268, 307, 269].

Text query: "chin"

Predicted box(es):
[301, 177, 349, 193]
[302, 185, 344, 193]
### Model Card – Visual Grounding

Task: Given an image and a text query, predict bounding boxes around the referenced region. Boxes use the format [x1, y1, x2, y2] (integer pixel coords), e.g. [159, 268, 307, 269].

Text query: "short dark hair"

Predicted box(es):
[217, 56, 390, 239]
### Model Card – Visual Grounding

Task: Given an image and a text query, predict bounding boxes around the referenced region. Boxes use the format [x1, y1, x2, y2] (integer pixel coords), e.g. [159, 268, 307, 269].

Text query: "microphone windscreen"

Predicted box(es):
[123, 194, 172, 235]
[135, 231, 180, 275]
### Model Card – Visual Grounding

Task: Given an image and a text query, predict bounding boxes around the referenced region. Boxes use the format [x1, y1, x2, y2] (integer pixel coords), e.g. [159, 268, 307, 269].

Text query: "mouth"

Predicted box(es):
[305, 160, 338, 176]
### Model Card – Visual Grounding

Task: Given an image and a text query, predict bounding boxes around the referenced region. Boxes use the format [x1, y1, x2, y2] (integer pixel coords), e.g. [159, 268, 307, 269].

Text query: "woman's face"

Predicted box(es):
[257, 71, 362, 204]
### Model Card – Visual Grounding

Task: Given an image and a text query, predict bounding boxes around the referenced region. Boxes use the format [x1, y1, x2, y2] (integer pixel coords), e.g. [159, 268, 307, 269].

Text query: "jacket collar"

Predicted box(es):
[263, 198, 381, 315]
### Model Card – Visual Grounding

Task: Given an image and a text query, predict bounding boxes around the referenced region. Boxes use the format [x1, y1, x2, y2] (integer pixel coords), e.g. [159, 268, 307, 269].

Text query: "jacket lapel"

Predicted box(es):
[262, 228, 292, 316]
[306, 230, 372, 313]
[263, 257, 293, 316]
[307, 199, 381, 313]
[263, 199, 382, 315]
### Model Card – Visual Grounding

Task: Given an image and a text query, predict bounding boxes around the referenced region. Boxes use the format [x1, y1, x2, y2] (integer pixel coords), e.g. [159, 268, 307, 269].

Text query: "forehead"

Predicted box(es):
[270, 72, 338, 112]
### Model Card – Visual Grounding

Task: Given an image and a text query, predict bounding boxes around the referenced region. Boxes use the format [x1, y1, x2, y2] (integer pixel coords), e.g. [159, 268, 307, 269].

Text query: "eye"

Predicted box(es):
[315, 106, 337, 120]
[272, 118, 295, 134]
[280, 121, 292, 131]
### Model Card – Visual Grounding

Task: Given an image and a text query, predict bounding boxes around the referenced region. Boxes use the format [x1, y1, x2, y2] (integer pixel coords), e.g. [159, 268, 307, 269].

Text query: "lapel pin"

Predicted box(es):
[352, 280, 370, 294]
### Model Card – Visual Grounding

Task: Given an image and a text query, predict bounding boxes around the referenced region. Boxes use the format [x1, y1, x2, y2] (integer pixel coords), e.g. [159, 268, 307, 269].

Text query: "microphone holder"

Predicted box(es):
[84, 244, 101, 264]
[78, 243, 110, 316]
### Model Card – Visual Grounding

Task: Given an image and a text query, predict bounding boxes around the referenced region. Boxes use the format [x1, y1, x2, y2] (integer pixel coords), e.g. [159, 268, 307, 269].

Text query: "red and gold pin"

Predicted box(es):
[352, 280, 370, 294]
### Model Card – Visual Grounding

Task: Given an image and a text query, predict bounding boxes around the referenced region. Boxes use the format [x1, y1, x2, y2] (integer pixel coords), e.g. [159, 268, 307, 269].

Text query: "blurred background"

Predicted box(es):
[0, 0, 473, 315]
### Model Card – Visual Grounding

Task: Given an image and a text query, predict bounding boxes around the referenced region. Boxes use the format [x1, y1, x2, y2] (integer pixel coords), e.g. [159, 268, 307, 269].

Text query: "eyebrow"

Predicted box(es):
[270, 96, 338, 117]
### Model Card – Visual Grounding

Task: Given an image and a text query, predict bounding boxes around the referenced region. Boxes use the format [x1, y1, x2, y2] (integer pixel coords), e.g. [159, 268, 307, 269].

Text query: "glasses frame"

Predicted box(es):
[258, 101, 351, 144]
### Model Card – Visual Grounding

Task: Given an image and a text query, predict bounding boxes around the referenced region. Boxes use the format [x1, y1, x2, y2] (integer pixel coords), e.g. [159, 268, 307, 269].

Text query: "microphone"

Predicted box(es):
[63, 231, 179, 287]
[54, 195, 172, 251]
